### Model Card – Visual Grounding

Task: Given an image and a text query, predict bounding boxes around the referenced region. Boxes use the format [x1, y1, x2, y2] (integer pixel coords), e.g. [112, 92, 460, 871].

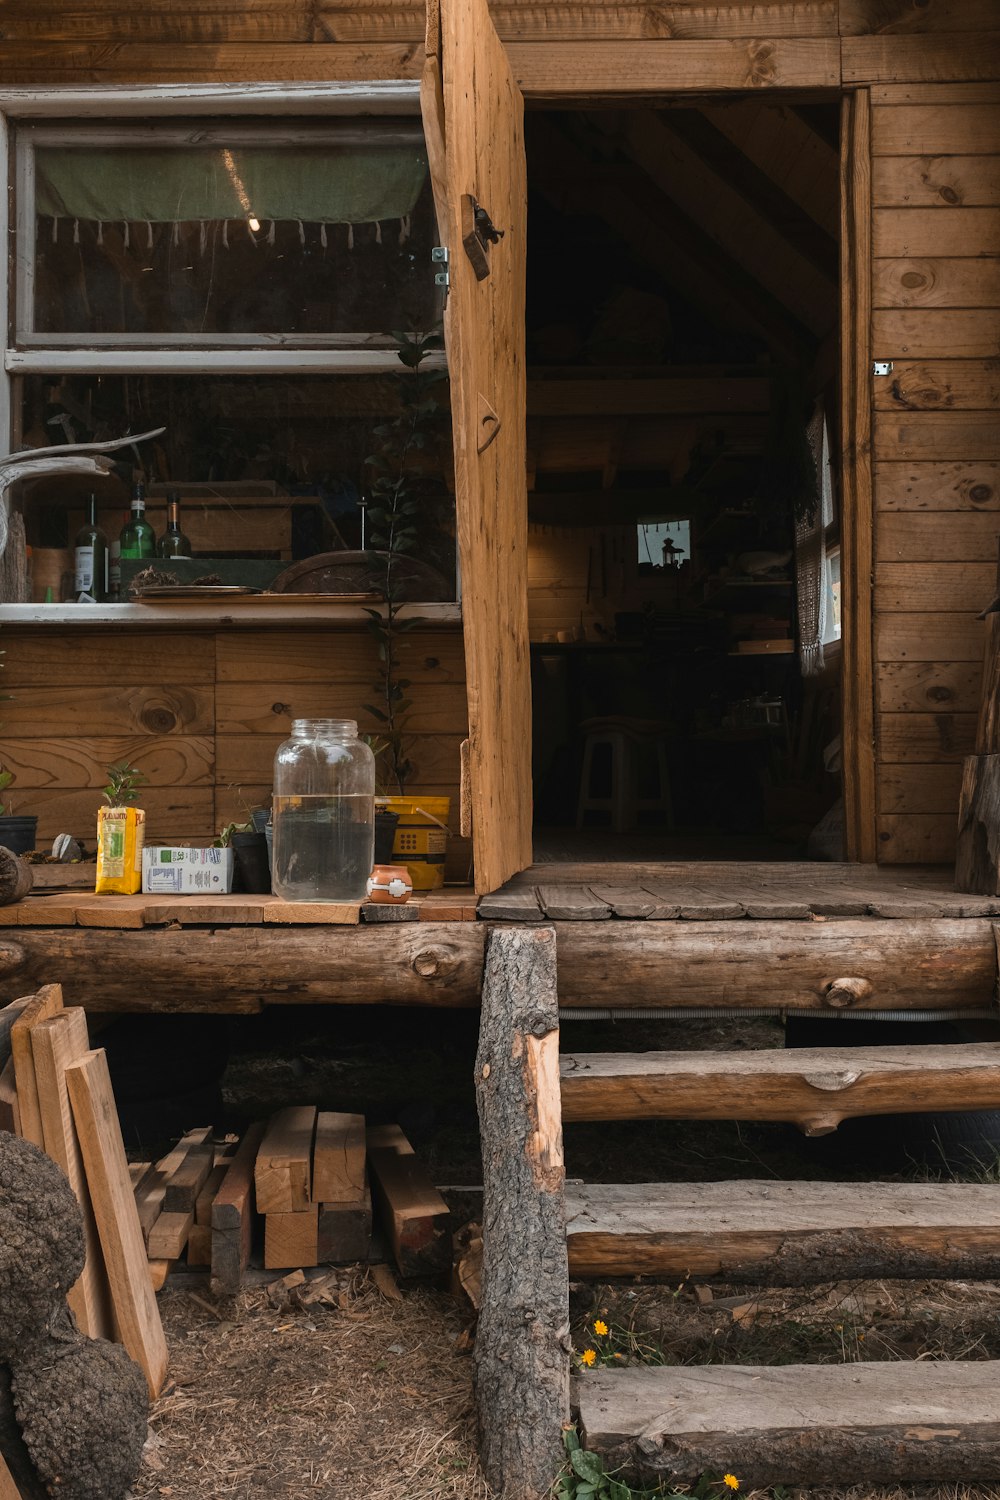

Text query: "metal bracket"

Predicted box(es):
[432, 245, 450, 296]
[872, 360, 893, 376]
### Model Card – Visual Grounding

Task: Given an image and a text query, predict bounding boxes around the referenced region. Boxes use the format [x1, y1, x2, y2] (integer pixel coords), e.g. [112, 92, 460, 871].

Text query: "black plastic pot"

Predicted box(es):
[0, 816, 38, 856]
[374, 809, 400, 864]
[230, 830, 271, 893]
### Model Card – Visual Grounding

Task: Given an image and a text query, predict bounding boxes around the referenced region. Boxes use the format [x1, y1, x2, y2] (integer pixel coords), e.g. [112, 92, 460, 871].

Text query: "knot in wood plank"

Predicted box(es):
[411, 944, 460, 981]
[821, 976, 873, 1008]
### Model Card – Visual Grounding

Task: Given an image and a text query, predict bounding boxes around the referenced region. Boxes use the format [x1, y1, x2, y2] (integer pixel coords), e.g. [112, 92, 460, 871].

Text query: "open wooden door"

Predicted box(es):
[422, 0, 532, 895]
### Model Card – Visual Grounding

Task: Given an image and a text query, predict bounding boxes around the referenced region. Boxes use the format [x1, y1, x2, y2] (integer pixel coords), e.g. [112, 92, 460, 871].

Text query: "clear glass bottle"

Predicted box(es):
[272, 719, 375, 901]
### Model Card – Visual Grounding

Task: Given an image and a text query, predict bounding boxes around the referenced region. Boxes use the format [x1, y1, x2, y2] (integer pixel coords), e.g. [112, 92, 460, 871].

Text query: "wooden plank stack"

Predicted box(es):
[250, 1108, 450, 1277]
[0, 987, 168, 1399]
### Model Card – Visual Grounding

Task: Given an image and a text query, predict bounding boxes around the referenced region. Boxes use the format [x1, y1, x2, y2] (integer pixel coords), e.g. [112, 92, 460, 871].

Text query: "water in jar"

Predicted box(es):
[272, 793, 374, 901]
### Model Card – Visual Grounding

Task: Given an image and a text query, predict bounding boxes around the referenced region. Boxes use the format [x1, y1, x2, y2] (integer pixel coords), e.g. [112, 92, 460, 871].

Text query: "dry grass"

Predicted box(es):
[133, 1270, 490, 1500]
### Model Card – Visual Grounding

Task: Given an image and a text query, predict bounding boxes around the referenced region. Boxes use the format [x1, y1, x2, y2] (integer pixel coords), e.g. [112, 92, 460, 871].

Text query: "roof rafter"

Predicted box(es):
[594, 109, 836, 338]
[528, 114, 813, 366]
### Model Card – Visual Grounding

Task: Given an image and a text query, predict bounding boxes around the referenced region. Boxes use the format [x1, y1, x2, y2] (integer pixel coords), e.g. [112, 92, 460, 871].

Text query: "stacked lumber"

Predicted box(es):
[0, 988, 168, 1399]
[256, 1107, 374, 1271]
[251, 1109, 449, 1276]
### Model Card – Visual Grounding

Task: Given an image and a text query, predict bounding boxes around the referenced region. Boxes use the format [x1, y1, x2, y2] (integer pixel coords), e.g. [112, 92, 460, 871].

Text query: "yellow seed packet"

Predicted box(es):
[95, 806, 146, 894]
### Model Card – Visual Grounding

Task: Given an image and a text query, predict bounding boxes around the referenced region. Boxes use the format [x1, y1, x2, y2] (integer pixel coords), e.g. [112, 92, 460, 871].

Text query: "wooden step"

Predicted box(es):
[566, 1180, 1000, 1281]
[561, 1044, 1000, 1135]
[577, 1361, 1000, 1488]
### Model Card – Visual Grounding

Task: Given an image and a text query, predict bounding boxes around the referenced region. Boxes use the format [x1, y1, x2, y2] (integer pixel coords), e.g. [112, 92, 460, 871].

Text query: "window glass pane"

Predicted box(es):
[18, 370, 455, 601]
[29, 125, 439, 337]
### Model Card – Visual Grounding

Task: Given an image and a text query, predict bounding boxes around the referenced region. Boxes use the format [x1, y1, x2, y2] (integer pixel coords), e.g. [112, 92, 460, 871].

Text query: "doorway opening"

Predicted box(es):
[524, 99, 843, 864]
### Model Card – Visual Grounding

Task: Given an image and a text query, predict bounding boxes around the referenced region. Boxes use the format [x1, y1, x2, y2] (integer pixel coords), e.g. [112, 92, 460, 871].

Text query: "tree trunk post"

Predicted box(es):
[474, 924, 570, 1500]
[956, 538, 1000, 893]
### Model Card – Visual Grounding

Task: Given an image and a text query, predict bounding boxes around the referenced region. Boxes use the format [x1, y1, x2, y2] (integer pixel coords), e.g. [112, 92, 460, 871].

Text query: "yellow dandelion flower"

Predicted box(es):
[723, 1476, 740, 1491]
[594, 1319, 609, 1337]
[580, 1348, 597, 1367]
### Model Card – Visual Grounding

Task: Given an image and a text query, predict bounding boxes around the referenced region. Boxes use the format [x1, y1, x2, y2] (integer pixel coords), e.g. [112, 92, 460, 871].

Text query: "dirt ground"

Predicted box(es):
[113, 1006, 1000, 1500]
[133, 1271, 487, 1500]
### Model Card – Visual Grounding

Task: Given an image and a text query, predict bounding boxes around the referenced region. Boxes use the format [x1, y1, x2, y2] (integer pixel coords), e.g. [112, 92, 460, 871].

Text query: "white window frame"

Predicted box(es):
[0, 83, 459, 626]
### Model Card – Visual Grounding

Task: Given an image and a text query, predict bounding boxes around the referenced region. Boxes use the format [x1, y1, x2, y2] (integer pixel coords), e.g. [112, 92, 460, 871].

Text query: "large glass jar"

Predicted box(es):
[272, 719, 375, 901]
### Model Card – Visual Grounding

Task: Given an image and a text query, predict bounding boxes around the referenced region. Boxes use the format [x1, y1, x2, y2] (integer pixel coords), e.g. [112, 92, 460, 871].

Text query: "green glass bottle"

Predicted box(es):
[119, 481, 156, 561]
[73, 494, 109, 602]
[156, 492, 192, 559]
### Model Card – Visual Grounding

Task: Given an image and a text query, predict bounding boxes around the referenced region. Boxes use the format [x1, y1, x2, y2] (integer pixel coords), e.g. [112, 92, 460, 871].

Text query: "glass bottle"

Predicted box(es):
[108, 509, 129, 601]
[73, 494, 109, 602]
[156, 491, 192, 559]
[272, 719, 375, 902]
[119, 482, 156, 560]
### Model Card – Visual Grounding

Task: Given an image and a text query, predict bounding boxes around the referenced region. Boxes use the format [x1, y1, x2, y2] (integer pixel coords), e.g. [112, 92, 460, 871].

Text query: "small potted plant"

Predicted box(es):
[0, 769, 38, 855]
[216, 796, 270, 894]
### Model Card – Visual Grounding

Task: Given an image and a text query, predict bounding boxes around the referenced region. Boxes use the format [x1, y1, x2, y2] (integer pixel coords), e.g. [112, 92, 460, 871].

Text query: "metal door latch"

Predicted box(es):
[462, 195, 504, 281]
[872, 360, 893, 376]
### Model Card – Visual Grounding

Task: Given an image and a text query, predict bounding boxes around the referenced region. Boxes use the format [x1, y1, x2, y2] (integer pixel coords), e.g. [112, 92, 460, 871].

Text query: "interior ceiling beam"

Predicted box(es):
[668, 109, 838, 283]
[596, 110, 835, 337]
[696, 99, 839, 237]
[528, 116, 813, 366]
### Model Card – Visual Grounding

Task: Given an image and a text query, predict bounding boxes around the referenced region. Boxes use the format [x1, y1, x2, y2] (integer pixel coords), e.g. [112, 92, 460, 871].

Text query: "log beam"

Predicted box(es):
[579, 1362, 1000, 1488]
[566, 1181, 1000, 1282]
[561, 1044, 1000, 1135]
[0, 917, 997, 1012]
[475, 926, 569, 1500]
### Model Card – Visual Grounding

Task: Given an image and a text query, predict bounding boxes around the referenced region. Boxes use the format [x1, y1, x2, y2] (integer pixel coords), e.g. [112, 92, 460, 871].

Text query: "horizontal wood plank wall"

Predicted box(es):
[0, 6, 996, 93]
[0, 626, 471, 880]
[871, 84, 1000, 865]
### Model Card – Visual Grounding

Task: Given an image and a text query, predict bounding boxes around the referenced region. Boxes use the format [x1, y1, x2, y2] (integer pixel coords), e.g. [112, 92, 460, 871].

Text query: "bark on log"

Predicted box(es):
[580, 1362, 1000, 1487]
[0, 925, 486, 1011]
[956, 753, 1000, 894]
[474, 925, 569, 1500]
[0, 917, 996, 1014]
[566, 1180, 1000, 1282]
[0, 852, 31, 908]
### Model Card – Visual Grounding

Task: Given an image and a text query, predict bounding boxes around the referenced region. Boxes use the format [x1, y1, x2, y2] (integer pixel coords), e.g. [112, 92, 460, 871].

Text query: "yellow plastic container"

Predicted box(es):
[379, 796, 450, 891]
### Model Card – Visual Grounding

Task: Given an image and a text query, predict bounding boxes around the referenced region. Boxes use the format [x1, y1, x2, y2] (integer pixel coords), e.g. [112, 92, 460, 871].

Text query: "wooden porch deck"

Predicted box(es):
[483, 861, 1000, 922]
[1, 863, 997, 1014]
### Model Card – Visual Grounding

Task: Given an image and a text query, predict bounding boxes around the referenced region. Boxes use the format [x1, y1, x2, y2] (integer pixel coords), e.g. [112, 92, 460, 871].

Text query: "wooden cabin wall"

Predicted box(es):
[871, 81, 1000, 865]
[1, 1, 998, 877]
[0, 626, 471, 879]
[2, 3, 997, 89]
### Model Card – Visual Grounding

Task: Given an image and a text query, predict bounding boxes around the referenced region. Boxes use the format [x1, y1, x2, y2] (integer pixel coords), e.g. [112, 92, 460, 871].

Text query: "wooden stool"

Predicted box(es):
[576, 717, 674, 833]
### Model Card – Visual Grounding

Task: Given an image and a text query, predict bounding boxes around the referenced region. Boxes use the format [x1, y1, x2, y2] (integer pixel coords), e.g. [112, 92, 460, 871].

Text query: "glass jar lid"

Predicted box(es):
[290, 718, 358, 738]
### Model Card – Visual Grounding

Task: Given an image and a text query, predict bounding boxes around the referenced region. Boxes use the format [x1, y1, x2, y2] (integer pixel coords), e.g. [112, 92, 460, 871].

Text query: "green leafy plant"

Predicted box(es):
[0, 769, 14, 817]
[363, 329, 448, 796]
[214, 786, 263, 846]
[102, 761, 147, 807]
[556, 1432, 748, 1500]
[214, 820, 253, 849]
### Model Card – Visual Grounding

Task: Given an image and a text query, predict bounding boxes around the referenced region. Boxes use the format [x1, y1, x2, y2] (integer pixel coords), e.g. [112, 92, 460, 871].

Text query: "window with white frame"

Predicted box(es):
[1, 93, 456, 614]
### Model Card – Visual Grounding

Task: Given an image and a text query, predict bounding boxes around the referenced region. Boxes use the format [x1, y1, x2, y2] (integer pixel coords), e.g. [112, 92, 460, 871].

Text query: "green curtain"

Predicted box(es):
[36, 145, 427, 226]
